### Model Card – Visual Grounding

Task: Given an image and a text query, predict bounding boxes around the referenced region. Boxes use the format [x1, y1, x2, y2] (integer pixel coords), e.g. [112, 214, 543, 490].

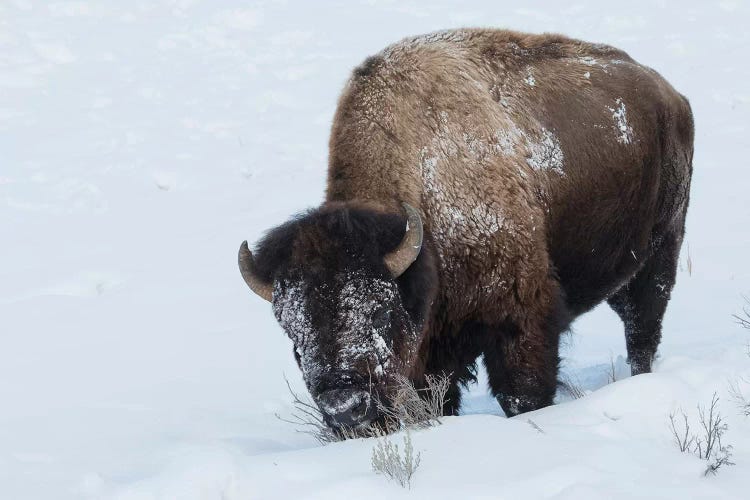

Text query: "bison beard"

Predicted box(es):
[238, 28, 693, 429]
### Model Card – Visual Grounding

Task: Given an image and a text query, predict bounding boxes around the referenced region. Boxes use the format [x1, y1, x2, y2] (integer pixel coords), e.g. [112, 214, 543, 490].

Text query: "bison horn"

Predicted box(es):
[238, 241, 273, 302]
[384, 202, 423, 278]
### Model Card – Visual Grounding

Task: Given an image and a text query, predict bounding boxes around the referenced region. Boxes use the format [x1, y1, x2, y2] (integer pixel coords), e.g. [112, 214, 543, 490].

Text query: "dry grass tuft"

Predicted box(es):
[668, 392, 735, 476]
[733, 294, 750, 330]
[371, 430, 421, 488]
[375, 373, 451, 430]
[607, 355, 619, 384]
[558, 374, 586, 400]
[276, 372, 451, 443]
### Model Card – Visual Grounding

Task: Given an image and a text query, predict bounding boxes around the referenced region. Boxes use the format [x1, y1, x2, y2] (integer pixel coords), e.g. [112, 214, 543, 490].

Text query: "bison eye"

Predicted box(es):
[371, 307, 391, 329]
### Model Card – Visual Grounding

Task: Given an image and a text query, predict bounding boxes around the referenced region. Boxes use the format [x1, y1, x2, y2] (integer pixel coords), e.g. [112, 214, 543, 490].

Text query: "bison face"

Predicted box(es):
[239, 203, 433, 430]
[272, 269, 418, 429]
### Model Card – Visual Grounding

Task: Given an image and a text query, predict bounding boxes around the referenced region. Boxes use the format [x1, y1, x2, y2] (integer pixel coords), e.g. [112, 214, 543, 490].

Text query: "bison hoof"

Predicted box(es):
[627, 351, 655, 375]
[497, 394, 549, 417]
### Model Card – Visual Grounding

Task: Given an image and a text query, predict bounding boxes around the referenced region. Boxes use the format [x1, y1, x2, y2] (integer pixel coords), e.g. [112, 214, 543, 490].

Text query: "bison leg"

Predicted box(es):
[607, 230, 682, 375]
[422, 321, 487, 416]
[483, 307, 566, 416]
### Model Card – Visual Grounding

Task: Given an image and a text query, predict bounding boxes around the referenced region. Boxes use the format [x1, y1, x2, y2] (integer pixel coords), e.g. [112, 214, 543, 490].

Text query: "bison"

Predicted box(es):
[238, 29, 693, 430]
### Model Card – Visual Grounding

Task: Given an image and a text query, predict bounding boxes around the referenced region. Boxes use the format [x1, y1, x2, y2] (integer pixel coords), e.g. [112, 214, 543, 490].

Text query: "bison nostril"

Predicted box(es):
[317, 388, 374, 427]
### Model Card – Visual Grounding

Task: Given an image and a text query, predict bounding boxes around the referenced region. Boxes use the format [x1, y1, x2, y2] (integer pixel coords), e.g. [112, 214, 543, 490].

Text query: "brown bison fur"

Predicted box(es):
[248, 28, 694, 421]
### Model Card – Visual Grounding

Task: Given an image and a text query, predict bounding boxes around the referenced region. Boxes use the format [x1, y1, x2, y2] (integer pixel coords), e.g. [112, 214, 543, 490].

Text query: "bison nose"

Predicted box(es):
[317, 388, 375, 428]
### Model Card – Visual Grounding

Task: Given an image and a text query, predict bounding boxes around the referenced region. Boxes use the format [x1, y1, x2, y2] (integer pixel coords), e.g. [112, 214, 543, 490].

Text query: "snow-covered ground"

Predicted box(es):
[2, 1, 750, 498]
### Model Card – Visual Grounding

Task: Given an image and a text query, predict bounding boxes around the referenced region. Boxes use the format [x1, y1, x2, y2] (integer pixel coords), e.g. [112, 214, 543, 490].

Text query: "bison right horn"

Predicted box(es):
[238, 241, 273, 302]
[383, 202, 423, 278]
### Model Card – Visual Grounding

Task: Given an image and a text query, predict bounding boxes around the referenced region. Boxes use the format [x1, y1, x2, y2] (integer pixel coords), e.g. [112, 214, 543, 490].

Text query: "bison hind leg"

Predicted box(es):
[607, 229, 683, 375]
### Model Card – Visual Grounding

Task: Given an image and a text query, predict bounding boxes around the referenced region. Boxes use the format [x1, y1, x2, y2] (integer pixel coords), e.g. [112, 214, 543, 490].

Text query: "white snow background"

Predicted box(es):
[2, 0, 750, 498]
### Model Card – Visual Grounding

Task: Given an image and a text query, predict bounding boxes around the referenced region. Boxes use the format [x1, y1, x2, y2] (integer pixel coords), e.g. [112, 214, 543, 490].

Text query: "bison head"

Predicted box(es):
[238, 202, 436, 430]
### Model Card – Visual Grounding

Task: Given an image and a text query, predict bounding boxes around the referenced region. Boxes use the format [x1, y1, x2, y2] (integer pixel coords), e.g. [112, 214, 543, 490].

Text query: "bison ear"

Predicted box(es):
[238, 241, 273, 302]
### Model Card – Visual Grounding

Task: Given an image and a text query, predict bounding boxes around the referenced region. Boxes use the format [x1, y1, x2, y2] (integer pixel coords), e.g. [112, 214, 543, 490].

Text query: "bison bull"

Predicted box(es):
[239, 29, 693, 430]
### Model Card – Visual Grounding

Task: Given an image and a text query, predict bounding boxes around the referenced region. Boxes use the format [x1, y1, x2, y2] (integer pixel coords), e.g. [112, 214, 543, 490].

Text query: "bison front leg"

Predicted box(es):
[483, 304, 567, 416]
[422, 320, 487, 416]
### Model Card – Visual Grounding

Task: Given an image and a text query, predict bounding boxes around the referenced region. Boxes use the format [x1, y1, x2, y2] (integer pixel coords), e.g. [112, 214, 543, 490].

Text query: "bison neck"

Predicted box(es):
[324, 192, 554, 329]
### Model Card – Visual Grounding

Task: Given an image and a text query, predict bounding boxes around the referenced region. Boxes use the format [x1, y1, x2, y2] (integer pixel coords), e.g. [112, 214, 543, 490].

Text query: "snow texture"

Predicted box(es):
[526, 127, 565, 175]
[608, 97, 635, 144]
[2, 1, 750, 499]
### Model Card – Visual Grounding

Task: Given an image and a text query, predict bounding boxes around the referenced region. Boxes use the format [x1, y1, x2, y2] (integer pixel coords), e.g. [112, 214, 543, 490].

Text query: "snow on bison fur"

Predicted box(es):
[238, 29, 694, 430]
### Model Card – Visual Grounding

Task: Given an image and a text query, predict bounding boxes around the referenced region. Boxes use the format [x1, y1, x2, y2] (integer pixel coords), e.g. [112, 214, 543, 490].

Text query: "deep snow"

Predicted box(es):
[2, 1, 750, 499]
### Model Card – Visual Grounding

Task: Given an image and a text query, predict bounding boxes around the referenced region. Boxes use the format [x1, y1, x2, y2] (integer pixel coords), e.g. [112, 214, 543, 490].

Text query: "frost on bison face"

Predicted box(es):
[273, 270, 418, 429]
[239, 203, 434, 430]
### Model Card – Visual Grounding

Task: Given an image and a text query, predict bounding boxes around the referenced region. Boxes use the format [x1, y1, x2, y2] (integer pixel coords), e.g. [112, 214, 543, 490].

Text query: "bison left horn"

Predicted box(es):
[384, 202, 423, 278]
[238, 241, 273, 302]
